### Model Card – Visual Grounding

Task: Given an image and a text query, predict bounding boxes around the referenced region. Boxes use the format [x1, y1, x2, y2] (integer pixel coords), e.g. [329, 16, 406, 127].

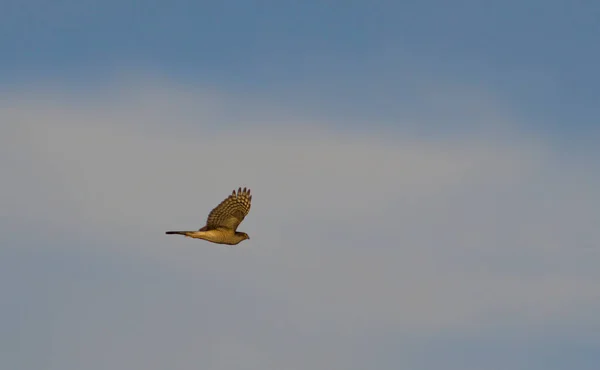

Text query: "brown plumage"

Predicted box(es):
[166, 187, 252, 245]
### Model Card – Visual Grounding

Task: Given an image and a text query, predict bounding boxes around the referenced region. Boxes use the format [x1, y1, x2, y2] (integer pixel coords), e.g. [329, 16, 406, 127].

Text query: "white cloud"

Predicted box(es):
[1, 80, 599, 370]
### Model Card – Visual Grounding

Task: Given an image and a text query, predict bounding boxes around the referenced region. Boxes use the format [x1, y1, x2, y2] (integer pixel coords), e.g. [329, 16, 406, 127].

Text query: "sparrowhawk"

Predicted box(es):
[166, 187, 252, 245]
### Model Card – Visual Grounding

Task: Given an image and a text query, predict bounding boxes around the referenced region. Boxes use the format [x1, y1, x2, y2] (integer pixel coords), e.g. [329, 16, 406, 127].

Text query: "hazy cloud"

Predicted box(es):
[1, 80, 598, 370]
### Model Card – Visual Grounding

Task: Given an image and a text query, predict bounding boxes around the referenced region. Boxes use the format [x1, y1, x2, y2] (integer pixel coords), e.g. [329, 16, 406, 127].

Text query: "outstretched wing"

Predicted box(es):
[204, 187, 252, 231]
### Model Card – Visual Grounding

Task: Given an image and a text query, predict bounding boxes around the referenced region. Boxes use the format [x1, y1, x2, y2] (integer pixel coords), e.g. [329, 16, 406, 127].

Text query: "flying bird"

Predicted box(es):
[166, 187, 252, 245]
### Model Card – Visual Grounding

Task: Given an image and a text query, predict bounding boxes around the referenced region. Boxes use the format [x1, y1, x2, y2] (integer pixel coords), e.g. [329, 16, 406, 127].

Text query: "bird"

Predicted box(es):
[166, 187, 252, 245]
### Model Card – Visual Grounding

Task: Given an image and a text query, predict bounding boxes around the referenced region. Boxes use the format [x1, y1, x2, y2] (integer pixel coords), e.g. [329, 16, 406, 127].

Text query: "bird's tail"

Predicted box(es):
[165, 231, 192, 236]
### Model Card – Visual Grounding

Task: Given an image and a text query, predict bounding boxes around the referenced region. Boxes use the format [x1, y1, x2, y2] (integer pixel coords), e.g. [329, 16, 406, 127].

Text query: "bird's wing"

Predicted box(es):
[204, 187, 252, 231]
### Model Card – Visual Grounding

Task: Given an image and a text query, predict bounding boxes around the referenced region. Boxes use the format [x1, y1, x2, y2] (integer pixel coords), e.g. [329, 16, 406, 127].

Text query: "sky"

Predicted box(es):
[1, 1, 599, 369]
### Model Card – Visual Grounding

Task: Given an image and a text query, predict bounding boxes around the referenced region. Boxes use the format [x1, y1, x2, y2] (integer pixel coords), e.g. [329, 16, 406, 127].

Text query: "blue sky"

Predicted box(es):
[1, 1, 599, 370]
[2, 0, 599, 133]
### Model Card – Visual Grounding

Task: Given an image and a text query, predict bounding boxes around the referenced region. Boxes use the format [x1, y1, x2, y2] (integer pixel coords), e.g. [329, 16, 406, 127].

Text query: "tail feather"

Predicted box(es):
[165, 231, 190, 236]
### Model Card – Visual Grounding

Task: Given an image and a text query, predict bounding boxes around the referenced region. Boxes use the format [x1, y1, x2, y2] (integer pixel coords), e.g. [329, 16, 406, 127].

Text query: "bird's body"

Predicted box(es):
[165, 228, 248, 245]
[166, 187, 252, 245]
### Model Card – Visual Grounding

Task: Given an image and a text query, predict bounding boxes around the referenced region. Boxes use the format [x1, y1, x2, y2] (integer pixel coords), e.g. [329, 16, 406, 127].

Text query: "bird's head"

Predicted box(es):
[236, 232, 250, 241]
